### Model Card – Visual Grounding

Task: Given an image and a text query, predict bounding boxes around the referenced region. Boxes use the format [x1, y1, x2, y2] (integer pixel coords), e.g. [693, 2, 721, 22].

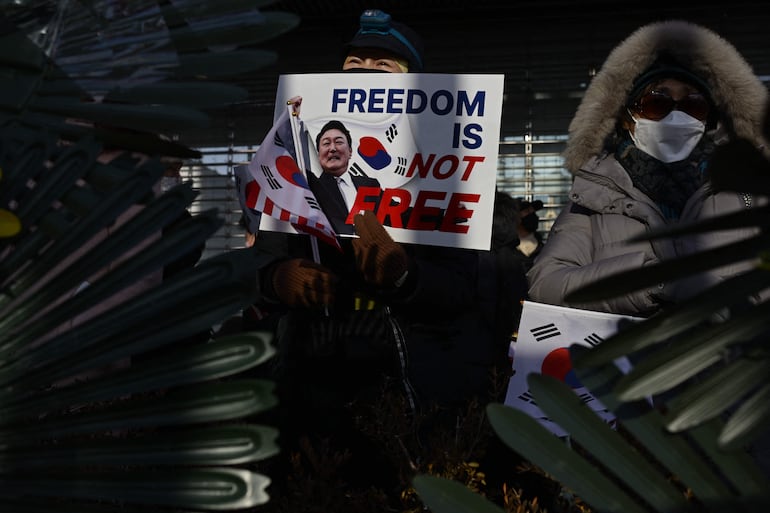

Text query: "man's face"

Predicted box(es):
[317, 128, 352, 176]
[342, 47, 407, 73]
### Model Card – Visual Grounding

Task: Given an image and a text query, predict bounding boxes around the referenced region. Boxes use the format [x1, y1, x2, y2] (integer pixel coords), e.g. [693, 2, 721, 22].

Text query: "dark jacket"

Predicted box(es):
[307, 171, 381, 235]
[252, 225, 508, 414]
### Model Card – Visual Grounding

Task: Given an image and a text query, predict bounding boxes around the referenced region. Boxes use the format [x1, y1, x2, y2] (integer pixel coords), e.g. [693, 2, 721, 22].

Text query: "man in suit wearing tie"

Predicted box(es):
[308, 119, 381, 235]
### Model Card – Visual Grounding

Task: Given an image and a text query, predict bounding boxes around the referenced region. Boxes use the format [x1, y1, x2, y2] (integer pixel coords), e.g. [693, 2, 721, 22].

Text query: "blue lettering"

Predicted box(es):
[406, 89, 427, 113]
[430, 89, 453, 115]
[387, 88, 405, 112]
[368, 88, 386, 113]
[458, 91, 485, 116]
[349, 88, 367, 112]
[329, 88, 487, 116]
[462, 123, 483, 149]
[331, 89, 347, 112]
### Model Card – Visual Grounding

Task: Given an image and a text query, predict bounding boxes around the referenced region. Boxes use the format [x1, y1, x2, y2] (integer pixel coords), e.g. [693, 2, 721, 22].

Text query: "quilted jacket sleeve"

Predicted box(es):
[526, 202, 663, 316]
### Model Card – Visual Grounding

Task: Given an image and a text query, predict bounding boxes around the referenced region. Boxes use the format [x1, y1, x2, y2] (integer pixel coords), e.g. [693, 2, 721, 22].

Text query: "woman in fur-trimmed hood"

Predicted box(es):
[564, 19, 768, 172]
[527, 20, 769, 316]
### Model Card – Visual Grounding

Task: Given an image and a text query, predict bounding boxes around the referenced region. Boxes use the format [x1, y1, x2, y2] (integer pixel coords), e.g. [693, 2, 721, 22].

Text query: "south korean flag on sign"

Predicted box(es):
[246, 106, 340, 250]
[304, 112, 419, 189]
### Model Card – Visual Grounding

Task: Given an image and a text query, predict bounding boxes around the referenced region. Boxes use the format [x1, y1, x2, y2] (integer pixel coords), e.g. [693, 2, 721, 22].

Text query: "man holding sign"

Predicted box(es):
[244, 9, 512, 500]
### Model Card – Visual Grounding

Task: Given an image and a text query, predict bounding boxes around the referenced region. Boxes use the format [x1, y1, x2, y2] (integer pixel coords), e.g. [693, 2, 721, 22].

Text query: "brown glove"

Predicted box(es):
[270, 258, 338, 308]
[352, 210, 409, 288]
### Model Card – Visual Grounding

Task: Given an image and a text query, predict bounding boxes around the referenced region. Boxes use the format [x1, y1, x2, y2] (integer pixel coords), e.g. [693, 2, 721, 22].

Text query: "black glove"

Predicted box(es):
[352, 211, 409, 288]
[269, 258, 338, 308]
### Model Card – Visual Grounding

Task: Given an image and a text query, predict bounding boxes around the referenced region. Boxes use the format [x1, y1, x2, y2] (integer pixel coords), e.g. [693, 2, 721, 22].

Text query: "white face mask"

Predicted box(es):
[629, 110, 705, 163]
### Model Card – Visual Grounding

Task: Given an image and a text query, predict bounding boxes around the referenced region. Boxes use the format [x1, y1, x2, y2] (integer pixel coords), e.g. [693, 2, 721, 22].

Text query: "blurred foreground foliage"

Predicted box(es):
[0, 1, 300, 510]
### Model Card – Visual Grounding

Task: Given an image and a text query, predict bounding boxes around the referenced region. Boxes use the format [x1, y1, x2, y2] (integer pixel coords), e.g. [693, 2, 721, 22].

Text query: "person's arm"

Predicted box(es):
[251, 230, 339, 309]
[352, 211, 476, 315]
[527, 202, 663, 316]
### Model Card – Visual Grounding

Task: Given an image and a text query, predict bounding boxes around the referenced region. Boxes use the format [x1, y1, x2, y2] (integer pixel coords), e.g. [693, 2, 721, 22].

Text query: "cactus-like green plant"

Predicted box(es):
[0, 2, 301, 510]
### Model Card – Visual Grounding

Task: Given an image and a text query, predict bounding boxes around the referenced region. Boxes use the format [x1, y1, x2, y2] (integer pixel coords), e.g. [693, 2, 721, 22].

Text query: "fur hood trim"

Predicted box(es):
[563, 20, 768, 174]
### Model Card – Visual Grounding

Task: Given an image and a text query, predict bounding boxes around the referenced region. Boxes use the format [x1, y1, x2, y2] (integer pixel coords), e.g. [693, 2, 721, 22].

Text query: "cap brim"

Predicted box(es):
[346, 34, 412, 65]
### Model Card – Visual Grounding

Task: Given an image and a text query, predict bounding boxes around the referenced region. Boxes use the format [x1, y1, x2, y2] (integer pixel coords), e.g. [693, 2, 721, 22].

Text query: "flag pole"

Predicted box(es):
[288, 103, 328, 315]
[287, 103, 323, 265]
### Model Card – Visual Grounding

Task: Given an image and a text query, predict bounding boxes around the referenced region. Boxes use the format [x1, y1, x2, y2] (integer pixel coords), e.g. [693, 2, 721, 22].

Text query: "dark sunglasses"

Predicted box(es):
[631, 91, 711, 121]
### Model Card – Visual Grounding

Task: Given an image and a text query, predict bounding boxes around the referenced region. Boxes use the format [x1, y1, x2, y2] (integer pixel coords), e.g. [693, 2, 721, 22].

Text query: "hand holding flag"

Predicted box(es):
[247, 105, 340, 250]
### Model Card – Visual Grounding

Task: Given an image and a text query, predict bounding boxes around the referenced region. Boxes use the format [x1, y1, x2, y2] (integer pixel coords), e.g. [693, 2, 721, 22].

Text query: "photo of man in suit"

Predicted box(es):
[308, 119, 382, 235]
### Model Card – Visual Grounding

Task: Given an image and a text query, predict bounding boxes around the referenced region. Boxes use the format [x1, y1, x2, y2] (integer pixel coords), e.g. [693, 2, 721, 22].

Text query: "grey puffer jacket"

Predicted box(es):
[528, 154, 763, 315]
[527, 20, 769, 316]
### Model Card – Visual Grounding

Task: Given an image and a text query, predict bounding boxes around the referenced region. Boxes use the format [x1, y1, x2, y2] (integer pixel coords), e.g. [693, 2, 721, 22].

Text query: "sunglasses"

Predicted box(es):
[630, 91, 711, 121]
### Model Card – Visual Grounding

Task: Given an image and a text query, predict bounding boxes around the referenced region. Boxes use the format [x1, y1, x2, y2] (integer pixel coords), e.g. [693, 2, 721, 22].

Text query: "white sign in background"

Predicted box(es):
[259, 73, 505, 251]
[505, 301, 642, 437]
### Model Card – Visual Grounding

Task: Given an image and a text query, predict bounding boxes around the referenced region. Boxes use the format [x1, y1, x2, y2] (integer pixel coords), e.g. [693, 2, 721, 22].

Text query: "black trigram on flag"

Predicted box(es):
[260, 164, 281, 190]
[305, 195, 321, 211]
[349, 162, 366, 177]
[530, 323, 561, 342]
[273, 131, 286, 148]
[584, 333, 604, 347]
[517, 391, 538, 406]
[394, 156, 407, 176]
[577, 392, 596, 405]
[385, 123, 398, 143]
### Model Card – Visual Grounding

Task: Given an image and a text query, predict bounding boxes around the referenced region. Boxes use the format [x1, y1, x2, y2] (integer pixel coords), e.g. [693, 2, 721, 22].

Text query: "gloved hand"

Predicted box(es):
[270, 258, 338, 308]
[352, 210, 409, 288]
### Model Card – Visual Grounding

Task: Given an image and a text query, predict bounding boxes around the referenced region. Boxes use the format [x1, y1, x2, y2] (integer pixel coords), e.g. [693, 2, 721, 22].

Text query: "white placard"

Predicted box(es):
[252, 72, 505, 251]
[505, 301, 642, 437]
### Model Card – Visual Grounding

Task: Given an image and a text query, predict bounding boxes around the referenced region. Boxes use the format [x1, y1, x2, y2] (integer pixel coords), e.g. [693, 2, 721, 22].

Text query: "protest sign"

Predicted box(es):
[252, 72, 504, 251]
[505, 301, 641, 437]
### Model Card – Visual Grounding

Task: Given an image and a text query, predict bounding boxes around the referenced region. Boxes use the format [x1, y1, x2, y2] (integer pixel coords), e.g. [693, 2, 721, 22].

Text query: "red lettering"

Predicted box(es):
[407, 190, 446, 230]
[433, 155, 459, 179]
[345, 186, 381, 225]
[406, 153, 486, 181]
[406, 153, 434, 179]
[378, 188, 411, 228]
[440, 193, 480, 233]
[344, 187, 478, 234]
[460, 156, 485, 180]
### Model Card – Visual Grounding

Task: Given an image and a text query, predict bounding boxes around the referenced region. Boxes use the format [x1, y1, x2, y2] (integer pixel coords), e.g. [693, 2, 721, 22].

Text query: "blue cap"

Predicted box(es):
[345, 10, 424, 71]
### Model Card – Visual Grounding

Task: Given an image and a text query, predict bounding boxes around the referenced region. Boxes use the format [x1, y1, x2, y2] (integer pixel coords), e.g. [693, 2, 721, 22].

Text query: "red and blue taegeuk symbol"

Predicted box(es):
[541, 347, 582, 388]
[357, 136, 391, 170]
[275, 155, 309, 189]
